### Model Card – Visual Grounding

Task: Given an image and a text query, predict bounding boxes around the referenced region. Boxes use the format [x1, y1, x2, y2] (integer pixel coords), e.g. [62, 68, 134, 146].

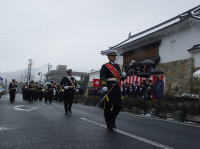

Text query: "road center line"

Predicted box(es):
[80, 117, 174, 149]
[122, 112, 200, 128]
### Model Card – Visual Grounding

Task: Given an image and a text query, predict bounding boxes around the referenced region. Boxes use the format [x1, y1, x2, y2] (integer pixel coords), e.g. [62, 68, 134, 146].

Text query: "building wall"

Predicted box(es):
[157, 58, 194, 95]
[89, 71, 100, 82]
[159, 27, 191, 63]
[190, 23, 200, 68]
[192, 51, 200, 68]
[87, 71, 100, 87]
[191, 23, 200, 48]
[56, 65, 67, 72]
[189, 24, 200, 68]
[158, 24, 200, 95]
[159, 24, 200, 64]
[49, 73, 66, 84]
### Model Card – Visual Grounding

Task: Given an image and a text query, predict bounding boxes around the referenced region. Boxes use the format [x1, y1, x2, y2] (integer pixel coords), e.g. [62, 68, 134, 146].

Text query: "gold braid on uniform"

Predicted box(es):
[102, 81, 107, 85]
[101, 78, 107, 86]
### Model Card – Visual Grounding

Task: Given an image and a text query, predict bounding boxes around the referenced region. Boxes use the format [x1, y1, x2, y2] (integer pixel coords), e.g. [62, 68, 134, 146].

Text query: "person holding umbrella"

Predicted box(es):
[154, 76, 164, 100]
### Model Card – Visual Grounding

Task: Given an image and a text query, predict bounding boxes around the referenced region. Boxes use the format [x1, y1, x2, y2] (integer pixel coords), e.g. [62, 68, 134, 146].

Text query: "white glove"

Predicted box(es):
[76, 89, 79, 92]
[122, 72, 126, 77]
[102, 87, 108, 92]
[64, 86, 69, 90]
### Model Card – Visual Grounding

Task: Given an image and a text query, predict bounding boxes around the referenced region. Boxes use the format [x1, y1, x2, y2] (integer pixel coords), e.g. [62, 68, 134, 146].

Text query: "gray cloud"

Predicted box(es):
[0, 0, 199, 73]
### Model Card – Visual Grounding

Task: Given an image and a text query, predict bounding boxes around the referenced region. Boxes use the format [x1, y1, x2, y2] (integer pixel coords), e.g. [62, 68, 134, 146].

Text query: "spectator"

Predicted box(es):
[154, 76, 164, 100]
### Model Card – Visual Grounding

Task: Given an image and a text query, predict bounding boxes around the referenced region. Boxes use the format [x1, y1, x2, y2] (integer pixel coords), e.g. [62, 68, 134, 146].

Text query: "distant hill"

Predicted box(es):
[0, 66, 47, 83]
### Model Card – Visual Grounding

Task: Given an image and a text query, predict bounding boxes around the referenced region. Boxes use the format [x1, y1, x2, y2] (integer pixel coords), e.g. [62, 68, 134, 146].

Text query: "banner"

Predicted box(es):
[93, 79, 101, 87]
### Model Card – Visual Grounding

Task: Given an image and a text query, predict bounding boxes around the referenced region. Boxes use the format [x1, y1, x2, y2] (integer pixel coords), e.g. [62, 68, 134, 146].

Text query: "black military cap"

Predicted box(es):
[12, 79, 15, 82]
[106, 50, 117, 56]
[66, 69, 72, 73]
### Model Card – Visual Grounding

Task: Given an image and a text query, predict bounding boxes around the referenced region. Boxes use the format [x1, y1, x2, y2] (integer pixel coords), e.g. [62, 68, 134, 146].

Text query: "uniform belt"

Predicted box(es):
[107, 78, 118, 81]
[65, 86, 74, 88]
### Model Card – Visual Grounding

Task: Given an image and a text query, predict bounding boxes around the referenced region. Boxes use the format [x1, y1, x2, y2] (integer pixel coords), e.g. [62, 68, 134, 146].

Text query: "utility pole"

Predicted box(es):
[24, 70, 27, 83]
[27, 59, 33, 84]
[47, 63, 52, 82]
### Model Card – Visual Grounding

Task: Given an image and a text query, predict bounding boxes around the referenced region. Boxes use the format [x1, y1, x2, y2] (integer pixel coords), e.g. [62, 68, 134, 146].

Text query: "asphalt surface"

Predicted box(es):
[0, 94, 200, 149]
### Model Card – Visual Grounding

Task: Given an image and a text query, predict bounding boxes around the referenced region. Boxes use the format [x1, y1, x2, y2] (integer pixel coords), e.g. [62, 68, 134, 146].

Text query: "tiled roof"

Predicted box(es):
[101, 5, 200, 55]
[188, 44, 200, 52]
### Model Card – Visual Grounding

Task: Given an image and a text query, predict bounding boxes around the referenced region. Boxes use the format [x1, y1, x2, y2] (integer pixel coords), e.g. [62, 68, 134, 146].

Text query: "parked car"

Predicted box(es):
[0, 88, 6, 98]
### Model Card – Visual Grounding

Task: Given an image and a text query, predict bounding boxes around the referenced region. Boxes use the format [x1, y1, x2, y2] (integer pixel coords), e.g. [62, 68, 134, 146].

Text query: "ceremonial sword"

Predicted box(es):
[96, 80, 119, 107]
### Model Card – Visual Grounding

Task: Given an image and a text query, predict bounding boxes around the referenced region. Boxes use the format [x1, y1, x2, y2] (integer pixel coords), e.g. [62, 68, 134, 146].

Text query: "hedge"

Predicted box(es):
[74, 95, 200, 122]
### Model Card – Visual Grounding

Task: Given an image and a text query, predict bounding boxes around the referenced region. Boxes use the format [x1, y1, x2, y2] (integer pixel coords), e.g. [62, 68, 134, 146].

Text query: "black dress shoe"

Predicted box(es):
[111, 122, 116, 129]
[69, 109, 72, 113]
[107, 127, 113, 131]
[65, 111, 68, 115]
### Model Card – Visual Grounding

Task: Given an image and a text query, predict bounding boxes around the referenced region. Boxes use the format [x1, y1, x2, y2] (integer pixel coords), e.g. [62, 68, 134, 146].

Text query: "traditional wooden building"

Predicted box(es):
[88, 70, 100, 87]
[101, 5, 200, 95]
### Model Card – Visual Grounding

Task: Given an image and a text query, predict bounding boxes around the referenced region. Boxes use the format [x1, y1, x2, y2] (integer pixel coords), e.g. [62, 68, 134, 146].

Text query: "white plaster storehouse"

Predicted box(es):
[88, 70, 100, 87]
[101, 5, 200, 95]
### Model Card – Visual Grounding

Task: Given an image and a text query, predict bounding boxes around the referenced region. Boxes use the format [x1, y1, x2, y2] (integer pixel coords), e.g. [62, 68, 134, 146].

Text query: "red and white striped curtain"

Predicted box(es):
[121, 75, 166, 86]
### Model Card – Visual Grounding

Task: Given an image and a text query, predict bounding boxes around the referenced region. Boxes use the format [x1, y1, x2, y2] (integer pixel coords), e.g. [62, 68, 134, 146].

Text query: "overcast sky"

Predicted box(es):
[0, 0, 199, 73]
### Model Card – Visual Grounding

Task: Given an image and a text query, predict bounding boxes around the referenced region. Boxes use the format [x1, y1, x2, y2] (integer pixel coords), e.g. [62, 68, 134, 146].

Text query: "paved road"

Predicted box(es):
[0, 94, 200, 149]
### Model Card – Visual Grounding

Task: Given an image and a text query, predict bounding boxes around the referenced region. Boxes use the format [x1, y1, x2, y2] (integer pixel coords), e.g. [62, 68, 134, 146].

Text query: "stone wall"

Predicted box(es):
[157, 58, 194, 95]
